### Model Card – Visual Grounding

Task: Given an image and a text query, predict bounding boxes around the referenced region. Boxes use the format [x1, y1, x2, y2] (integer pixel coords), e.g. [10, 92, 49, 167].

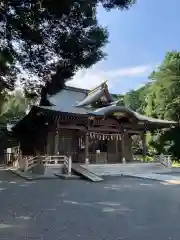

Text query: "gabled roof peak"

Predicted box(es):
[64, 85, 88, 94]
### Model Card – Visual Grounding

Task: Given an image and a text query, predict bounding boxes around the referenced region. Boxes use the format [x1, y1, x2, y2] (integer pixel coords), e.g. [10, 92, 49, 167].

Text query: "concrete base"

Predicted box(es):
[32, 163, 45, 174]
[55, 173, 81, 180]
[81, 163, 180, 184]
[9, 167, 81, 181]
[9, 169, 60, 180]
[82, 163, 166, 176]
[123, 173, 180, 184]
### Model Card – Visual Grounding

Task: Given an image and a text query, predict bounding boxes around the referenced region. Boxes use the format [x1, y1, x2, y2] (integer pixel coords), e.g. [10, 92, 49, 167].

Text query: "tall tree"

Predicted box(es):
[147, 51, 180, 122]
[0, 0, 135, 96]
[146, 51, 180, 159]
[124, 84, 150, 114]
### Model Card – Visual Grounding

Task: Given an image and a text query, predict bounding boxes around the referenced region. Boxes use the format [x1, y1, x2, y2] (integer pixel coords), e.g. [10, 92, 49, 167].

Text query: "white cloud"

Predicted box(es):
[67, 64, 152, 90]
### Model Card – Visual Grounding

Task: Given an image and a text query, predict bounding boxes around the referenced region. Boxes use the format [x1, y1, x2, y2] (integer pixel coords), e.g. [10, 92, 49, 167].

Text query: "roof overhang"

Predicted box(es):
[92, 105, 177, 130]
[13, 104, 177, 135]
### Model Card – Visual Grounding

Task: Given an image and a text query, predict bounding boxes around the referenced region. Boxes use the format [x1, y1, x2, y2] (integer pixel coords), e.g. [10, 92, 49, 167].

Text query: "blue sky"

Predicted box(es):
[69, 0, 180, 93]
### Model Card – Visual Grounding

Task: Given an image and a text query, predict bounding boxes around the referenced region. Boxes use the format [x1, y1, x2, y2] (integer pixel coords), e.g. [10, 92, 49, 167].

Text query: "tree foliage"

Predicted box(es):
[147, 52, 180, 122]
[0, 0, 135, 96]
[121, 51, 180, 160]
[0, 90, 36, 152]
[0, 90, 35, 123]
[145, 52, 180, 159]
[123, 85, 150, 114]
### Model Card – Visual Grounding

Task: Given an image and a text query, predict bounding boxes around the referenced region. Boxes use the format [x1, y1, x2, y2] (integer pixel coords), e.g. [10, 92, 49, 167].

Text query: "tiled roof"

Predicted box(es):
[44, 85, 177, 126]
[8, 84, 166, 128]
[46, 88, 92, 115]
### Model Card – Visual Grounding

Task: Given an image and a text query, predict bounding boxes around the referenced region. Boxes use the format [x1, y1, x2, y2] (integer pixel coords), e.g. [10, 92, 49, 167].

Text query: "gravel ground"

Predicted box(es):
[0, 169, 180, 240]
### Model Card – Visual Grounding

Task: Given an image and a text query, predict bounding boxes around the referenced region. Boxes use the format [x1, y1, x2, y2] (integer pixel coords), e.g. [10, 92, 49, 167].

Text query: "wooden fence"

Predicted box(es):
[21, 155, 66, 172]
[64, 156, 72, 175]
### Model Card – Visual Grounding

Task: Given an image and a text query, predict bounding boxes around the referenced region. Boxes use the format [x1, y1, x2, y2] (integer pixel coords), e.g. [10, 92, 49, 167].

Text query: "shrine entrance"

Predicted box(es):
[86, 132, 122, 164]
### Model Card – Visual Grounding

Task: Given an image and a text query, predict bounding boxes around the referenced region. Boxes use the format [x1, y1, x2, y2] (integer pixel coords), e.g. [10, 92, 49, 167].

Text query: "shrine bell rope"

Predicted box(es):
[89, 132, 121, 140]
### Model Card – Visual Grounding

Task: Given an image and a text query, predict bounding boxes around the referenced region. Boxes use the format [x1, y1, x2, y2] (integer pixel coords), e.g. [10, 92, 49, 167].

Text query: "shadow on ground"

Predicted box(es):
[0, 168, 180, 240]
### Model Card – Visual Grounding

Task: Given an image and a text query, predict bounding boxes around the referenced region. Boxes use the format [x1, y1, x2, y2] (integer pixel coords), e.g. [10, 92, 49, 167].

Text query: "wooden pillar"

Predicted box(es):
[54, 130, 59, 155]
[141, 131, 147, 161]
[54, 122, 59, 155]
[120, 126, 126, 163]
[115, 135, 118, 161]
[128, 134, 133, 162]
[85, 132, 89, 164]
[124, 133, 133, 162]
[46, 132, 51, 155]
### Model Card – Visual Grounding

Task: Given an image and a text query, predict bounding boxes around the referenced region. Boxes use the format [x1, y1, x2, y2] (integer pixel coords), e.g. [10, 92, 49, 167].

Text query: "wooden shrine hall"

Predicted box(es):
[13, 82, 176, 164]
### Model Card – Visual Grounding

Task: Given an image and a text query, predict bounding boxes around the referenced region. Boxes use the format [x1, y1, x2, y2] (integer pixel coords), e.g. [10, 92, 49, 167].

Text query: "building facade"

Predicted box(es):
[13, 82, 176, 164]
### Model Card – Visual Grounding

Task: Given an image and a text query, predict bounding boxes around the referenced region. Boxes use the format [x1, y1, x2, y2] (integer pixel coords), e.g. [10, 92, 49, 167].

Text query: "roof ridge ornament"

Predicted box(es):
[75, 87, 106, 107]
[88, 80, 108, 96]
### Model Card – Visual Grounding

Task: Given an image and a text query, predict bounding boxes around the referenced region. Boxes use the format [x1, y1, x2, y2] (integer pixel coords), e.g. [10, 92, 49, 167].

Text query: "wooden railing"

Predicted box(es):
[63, 156, 72, 175]
[41, 155, 66, 165]
[133, 154, 172, 168]
[24, 156, 37, 171]
[20, 155, 67, 172]
[154, 154, 172, 168]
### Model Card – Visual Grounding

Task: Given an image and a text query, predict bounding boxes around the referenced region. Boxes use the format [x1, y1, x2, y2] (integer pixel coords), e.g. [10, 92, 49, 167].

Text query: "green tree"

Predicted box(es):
[124, 84, 150, 114]
[146, 51, 180, 159]
[0, 0, 135, 96]
[147, 52, 180, 121]
[0, 90, 35, 151]
[112, 93, 125, 105]
[0, 90, 35, 123]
